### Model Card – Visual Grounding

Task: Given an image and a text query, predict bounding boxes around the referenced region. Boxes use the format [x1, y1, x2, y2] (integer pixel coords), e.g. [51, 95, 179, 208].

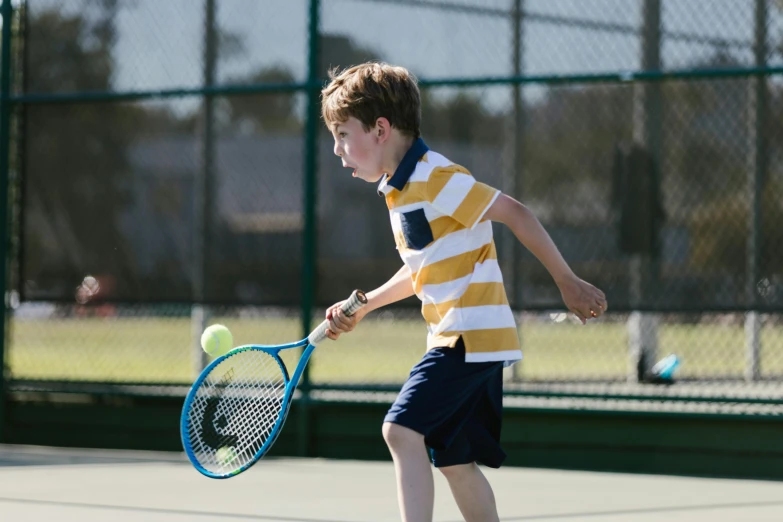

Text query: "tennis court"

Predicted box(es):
[3, 2, 783, 520]
[1, 444, 782, 521]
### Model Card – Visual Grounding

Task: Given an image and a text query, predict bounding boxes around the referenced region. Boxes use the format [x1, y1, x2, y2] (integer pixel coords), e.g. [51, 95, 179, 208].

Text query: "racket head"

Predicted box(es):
[180, 345, 298, 479]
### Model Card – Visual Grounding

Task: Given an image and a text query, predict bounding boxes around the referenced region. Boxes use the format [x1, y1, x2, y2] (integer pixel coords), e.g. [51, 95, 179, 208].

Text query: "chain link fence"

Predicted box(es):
[5, 0, 783, 414]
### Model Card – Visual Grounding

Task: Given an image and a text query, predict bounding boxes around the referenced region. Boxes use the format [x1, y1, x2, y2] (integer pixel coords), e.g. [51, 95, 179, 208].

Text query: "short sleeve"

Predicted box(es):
[427, 165, 500, 229]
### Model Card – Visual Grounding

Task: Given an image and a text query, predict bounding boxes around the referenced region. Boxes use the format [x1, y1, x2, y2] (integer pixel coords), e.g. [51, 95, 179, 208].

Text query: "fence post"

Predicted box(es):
[192, 0, 218, 377]
[628, 0, 661, 383]
[745, 0, 767, 382]
[298, 0, 321, 457]
[503, 0, 525, 383]
[0, 0, 13, 442]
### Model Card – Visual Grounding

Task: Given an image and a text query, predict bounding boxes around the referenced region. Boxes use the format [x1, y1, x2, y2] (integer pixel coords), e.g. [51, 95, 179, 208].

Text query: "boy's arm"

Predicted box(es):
[484, 193, 608, 323]
[325, 264, 414, 339]
[362, 264, 416, 314]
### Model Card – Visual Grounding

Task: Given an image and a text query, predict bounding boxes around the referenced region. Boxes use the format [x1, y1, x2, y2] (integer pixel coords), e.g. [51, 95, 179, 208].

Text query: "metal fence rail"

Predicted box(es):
[1, 0, 783, 424]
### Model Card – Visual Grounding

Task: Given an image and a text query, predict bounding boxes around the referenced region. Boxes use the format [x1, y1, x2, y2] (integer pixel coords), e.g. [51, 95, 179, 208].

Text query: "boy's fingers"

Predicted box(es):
[331, 313, 350, 331]
[324, 301, 363, 338]
[564, 283, 606, 323]
[329, 318, 343, 333]
[340, 310, 359, 326]
[331, 314, 358, 334]
[571, 307, 587, 324]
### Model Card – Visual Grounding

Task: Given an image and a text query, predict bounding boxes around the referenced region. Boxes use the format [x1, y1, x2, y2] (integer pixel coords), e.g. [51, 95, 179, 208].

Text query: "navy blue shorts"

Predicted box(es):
[384, 338, 506, 468]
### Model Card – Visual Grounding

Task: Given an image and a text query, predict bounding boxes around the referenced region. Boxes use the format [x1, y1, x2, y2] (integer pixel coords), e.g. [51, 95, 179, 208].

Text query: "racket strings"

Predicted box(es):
[186, 350, 287, 474]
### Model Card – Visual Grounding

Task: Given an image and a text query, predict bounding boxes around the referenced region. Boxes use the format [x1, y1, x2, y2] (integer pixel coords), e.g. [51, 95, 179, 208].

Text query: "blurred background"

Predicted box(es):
[1, 0, 783, 454]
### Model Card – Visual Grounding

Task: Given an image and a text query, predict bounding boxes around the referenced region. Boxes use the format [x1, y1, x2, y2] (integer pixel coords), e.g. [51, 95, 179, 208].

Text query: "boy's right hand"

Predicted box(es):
[325, 301, 366, 340]
[556, 274, 608, 325]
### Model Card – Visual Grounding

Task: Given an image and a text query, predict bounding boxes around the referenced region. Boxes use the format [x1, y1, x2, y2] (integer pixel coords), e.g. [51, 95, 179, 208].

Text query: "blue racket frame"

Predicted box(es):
[180, 338, 317, 479]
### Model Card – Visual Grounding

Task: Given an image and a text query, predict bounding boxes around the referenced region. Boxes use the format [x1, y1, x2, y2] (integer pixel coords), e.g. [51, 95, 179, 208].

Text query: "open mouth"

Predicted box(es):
[343, 163, 357, 177]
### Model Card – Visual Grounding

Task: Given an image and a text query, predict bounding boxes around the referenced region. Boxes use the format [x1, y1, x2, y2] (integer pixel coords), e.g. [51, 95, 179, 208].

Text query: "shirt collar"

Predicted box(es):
[377, 137, 429, 196]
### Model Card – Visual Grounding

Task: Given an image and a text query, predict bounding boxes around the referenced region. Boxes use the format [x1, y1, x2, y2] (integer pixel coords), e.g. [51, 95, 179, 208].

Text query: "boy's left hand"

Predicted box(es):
[556, 275, 608, 325]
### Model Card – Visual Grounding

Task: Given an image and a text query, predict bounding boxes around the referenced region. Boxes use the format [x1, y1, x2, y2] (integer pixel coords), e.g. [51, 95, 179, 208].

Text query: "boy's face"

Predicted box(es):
[331, 117, 384, 183]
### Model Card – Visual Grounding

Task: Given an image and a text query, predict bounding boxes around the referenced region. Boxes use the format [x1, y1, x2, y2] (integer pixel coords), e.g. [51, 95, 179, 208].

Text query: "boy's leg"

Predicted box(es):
[382, 422, 434, 522]
[439, 462, 499, 522]
[382, 341, 501, 522]
[430, 363, 505, 521]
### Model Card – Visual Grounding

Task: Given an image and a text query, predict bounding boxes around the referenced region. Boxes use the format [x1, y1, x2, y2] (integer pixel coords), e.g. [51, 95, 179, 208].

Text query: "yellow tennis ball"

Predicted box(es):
[216, 446, 237, 465]
[201, 324, 233, 358]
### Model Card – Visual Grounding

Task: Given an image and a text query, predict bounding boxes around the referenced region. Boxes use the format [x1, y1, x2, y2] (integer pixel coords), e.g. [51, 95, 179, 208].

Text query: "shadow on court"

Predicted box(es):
[1, 445, 782, 521]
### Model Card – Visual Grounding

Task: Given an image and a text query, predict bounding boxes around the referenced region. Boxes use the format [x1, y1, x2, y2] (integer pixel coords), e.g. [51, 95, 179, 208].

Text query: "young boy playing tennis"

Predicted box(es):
[321, 62, 607, 522]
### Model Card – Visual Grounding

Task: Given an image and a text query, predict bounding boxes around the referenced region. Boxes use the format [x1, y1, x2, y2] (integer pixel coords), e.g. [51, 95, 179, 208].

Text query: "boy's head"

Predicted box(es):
[321, 62, 421, 183]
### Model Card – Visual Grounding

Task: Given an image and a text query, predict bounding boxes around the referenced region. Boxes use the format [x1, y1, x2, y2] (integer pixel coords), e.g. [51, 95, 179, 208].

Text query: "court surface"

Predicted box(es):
[1, 444, 782, 521]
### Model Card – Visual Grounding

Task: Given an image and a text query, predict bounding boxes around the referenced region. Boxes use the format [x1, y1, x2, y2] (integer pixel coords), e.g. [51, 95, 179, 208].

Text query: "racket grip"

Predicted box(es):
[308, 289, 368, 345]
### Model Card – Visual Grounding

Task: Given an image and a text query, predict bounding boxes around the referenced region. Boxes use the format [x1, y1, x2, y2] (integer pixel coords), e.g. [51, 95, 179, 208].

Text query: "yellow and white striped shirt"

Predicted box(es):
[378, 138, 522, 364]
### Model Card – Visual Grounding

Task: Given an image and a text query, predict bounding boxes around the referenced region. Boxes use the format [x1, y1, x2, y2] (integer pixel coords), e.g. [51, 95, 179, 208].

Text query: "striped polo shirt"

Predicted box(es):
[378, 138, 522, 364]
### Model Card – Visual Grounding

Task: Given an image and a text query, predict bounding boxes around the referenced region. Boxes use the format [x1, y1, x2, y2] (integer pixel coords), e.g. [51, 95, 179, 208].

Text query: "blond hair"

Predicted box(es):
[321, 62, 421, 139]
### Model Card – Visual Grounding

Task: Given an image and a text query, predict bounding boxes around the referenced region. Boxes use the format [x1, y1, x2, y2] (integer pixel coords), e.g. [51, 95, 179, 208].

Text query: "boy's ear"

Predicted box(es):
[374, 117, 392, 143]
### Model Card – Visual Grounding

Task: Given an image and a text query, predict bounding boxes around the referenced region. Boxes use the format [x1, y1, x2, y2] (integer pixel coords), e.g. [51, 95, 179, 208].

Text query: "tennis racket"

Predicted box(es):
[181, 289, 367, 479]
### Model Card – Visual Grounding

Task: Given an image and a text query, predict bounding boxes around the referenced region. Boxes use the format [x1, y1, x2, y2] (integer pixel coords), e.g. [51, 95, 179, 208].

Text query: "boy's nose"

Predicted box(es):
[333, 141, 342, 157]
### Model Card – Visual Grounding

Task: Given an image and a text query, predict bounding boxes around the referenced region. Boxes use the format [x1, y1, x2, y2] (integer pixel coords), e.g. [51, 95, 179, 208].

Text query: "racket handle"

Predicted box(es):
[308, 289, 368, 345]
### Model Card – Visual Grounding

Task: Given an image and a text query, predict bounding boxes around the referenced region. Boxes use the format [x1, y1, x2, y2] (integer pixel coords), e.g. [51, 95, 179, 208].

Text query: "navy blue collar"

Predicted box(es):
[386, 137, 429, 191]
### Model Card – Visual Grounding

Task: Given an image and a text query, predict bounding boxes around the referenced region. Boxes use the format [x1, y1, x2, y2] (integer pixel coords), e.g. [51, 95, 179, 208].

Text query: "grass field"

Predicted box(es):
[7, 313, 783, 385]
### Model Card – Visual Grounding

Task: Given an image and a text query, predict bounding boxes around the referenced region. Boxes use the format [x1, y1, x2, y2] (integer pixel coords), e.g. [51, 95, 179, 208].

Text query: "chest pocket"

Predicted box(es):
[400, 209, 434, 250]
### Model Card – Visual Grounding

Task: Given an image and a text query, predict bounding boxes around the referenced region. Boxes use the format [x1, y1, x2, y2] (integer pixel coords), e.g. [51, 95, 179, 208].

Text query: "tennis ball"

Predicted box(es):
[216, 446, 238, 465]
[201, 324, 233, 358]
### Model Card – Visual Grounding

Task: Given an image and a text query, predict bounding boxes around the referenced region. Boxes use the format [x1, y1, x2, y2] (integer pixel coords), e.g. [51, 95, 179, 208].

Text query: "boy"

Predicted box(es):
[320, 62, 607, 522]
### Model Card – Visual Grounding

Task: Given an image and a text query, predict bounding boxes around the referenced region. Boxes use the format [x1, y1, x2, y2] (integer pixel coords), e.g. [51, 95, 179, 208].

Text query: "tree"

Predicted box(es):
[522, 84, 633, 224]
[212, 34, 381, 136]
[21, 5, 172, 301]
[319, 34, 379, 79]
[421, 90, 505, 146]
[222, 67, 301, 135]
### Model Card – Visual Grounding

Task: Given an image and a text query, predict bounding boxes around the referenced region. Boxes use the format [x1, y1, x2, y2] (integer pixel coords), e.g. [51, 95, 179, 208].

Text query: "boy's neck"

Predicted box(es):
[382, 133, 416, 177]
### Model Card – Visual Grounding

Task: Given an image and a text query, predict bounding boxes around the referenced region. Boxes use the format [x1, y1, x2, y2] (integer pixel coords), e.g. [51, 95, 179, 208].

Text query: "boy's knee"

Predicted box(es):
[382, 422, 423, 450]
